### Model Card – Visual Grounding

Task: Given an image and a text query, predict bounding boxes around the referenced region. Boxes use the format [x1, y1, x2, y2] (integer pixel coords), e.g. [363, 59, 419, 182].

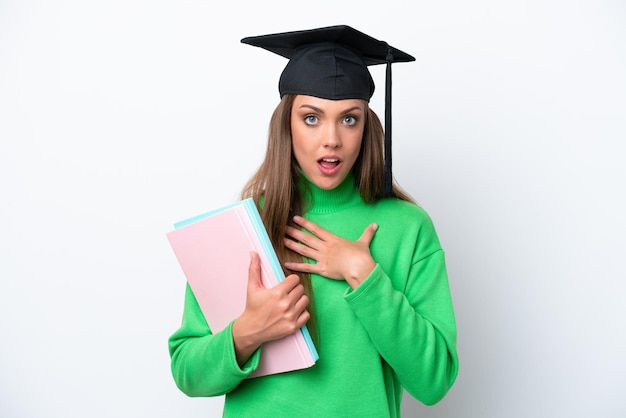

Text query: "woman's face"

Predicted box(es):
[291, 95, 365, 190]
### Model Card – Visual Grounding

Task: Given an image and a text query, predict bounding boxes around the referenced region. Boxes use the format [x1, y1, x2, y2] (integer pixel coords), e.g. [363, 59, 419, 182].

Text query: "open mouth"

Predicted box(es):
[318, 157, 341, 169]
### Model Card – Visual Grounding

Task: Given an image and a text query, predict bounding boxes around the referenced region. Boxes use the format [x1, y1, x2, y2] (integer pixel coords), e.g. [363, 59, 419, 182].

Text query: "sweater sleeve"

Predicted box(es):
[168, 284, 261, 397]
[344, 235, 458, 405]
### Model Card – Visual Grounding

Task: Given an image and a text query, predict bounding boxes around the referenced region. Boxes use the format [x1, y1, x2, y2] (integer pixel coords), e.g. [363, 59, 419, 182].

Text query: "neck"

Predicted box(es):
[298, 172, 361, 214]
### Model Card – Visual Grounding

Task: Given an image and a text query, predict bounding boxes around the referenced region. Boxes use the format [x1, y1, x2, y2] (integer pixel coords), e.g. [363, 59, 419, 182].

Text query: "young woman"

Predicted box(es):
[169, 25, 458, 417]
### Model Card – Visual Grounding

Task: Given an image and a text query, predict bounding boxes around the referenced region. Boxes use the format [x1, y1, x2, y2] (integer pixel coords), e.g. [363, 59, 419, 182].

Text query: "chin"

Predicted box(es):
[312, 178, 342, 190]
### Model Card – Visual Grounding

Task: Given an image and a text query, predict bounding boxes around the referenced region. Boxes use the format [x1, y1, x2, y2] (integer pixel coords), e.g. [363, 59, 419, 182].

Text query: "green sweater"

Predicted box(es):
[168, 175, 458, 417]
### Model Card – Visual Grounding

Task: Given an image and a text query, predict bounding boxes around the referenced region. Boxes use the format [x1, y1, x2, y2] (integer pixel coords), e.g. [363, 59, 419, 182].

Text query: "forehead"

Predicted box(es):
[291, 95, 366, 112]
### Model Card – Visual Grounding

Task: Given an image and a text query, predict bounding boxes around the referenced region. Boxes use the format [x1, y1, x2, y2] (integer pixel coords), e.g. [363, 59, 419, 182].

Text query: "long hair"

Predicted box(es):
[240, 94, 415, 339]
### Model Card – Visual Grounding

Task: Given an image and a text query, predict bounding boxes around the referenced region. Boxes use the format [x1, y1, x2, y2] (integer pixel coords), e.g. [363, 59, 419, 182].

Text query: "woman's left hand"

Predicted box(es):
[283, 216, 378, 289]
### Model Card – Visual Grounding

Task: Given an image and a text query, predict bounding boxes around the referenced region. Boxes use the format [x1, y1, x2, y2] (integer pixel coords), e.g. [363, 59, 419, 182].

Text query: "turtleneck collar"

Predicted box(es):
[298, 171, 363, 214]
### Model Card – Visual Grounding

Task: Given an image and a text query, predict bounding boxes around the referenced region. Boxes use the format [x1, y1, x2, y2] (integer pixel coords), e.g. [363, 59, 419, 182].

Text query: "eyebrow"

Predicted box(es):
[297, 104, 365, 114]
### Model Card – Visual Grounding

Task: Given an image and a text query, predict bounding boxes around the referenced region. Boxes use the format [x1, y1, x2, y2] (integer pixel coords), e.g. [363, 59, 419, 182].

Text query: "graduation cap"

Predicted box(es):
[241, 25, 415, 194]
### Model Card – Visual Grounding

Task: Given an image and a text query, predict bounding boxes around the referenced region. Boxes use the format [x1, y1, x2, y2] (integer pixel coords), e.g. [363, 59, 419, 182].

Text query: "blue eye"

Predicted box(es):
[344, 115, 357, 126]
[304, 115, 318, 125]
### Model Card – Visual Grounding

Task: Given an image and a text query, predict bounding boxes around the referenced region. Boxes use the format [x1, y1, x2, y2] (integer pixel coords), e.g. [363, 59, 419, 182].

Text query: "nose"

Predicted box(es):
[323, 125, 341, 148]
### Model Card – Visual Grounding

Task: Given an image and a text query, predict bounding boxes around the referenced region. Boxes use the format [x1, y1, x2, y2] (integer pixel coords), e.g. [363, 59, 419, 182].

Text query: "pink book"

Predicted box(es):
[166, 198, 318, 378]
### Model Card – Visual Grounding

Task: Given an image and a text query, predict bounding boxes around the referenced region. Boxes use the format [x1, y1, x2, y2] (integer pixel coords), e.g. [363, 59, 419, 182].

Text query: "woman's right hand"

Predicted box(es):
[231, 251, 310, 366]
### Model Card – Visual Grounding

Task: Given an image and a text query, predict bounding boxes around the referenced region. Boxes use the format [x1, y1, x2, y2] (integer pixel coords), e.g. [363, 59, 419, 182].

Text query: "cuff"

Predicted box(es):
[225, 321, 261, 377]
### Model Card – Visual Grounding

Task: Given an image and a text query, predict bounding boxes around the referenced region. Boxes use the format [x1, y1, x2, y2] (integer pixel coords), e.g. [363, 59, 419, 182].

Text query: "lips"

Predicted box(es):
[317, 157, 342, 175]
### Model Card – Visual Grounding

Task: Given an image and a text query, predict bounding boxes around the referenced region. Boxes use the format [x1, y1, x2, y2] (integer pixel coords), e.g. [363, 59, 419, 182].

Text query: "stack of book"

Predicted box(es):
[166, 198, 318, 378]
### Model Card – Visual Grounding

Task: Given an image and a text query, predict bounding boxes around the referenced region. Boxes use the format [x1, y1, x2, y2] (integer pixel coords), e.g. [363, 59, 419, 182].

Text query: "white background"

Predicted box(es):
[1, 1, 624, 417]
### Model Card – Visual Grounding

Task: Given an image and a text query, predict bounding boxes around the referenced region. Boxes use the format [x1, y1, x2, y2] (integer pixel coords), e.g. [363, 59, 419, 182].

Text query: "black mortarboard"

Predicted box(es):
[241, 25, 415, 193]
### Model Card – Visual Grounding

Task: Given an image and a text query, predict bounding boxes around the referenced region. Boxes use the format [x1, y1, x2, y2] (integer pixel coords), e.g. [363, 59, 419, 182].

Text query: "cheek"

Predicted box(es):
[346, 133, 364, 161]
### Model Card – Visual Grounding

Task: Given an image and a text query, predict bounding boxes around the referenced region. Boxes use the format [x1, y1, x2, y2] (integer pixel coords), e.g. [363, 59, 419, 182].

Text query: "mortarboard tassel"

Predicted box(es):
[384, 47, 393, 195]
